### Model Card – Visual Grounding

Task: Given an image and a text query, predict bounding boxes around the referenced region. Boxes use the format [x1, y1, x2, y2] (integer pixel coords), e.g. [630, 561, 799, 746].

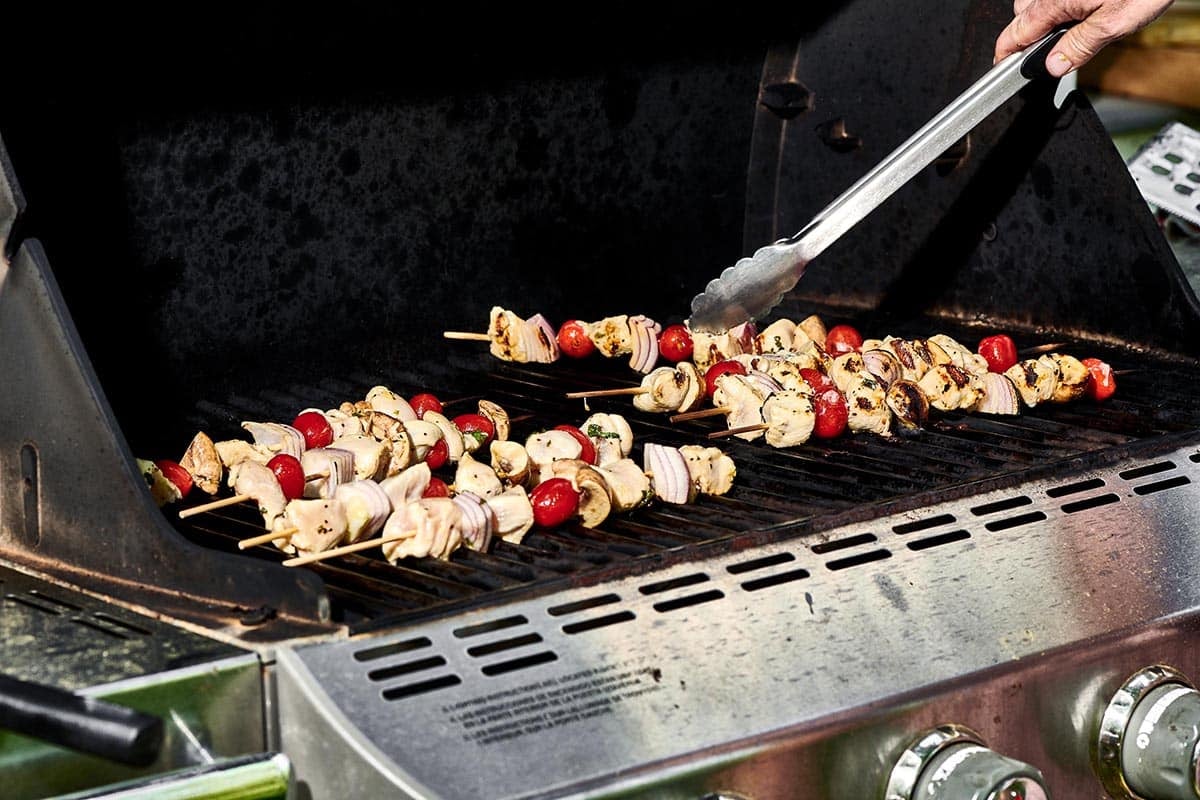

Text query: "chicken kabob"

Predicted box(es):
[150, 383, 738, 566]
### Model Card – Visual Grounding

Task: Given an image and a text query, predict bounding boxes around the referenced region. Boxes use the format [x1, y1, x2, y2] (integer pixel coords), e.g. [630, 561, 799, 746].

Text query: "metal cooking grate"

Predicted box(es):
[169, 320, 1200, 632]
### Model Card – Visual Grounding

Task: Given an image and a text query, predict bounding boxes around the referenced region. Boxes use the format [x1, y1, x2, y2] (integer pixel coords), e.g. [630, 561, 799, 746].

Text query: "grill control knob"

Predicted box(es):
[884, 724, 1049, 800]
[1098, 665, 1200, 800]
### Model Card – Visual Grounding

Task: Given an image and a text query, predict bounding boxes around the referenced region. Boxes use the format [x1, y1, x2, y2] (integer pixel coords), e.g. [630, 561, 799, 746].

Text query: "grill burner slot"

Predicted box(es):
[726, 552, 795, 574]
[454, 616, 528, 639]
[368, 657, 448, 682]
[892, 514, 956, 535]
[984, 511, 1048, 531]
[481, 652, 558, 676]
[1046, 478, 1105, 497]
[1061, 493, 1120, 514]
[971, 496, 1033, 516]
[547, 594, 621, 616]
[741, 568, 810, 592]
[638, 574, 710, 595]
[381, 675, 462, 701]
[906, 530, 971, 551]
[825, 549, 892, 571]
[1120, 461, 1177, 480]
[812, 533, 877, 553]
[561, 612, 636, 635]
[353, 637, 432, 663]
[652, 590, 725, 613]
[1134, 476, 1191, 495]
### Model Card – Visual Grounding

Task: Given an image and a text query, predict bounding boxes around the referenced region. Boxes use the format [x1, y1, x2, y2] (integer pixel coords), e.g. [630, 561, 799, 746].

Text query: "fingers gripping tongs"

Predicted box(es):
[687, 28, 1071, 333]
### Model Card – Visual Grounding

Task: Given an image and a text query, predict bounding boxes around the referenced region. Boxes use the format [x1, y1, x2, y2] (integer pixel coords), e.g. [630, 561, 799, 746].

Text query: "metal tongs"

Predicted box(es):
[687, 28, 1071, 333]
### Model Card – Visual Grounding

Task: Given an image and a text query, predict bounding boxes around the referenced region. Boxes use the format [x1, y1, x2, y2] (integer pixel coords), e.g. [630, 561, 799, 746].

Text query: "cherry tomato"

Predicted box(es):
[704, 360, 748, 398]
[423, 476, 450, 498]
[424, 438, 449, 470]
[410, 393, 444, 419]
[530, 477, 581, 528]
[557, 320, 595, 359]
[812, 387, 849, 439]
[799, 367, 836, 394]
[657, 323, 694, 363]
[1082, 357, 1117, 401]
[154, 459, 193, 498]
[454, 413, 496, 449]
[978, 334, 1018, 374]
[267, 453, 306, 500]
[292, 411, 334, 449]
[825, 324, 863, 356]
[553, 424, 597, 465]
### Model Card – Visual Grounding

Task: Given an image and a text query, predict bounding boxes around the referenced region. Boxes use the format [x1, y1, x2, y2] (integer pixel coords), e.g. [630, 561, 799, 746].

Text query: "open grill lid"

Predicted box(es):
[1, 0, 1199, 643]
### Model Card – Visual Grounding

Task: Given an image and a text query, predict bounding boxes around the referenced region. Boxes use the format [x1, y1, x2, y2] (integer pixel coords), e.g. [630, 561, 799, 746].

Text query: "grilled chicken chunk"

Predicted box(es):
[733, 354, 809, 393]
[180, 431, 222, 496]
[929, 334, 989, 375]
[596, 458, 652, 512]
[379, 462, 432, 506]
[828, 351, 869, 392]
[754, 318, 810, 354]
[382, 498, 464, 562]
[761, 389, 816, 448]
[488, 486, 535, 544]
[885, 379, 930, 430]
[1046, 353, 1090, 402]
[843, 374, 892, 436]
[633, 363, 704, 414]
[333, 479, 392, 544]
[215, 440, 272, 486]
[1005, 356, 1059, 407]
[241, 421, 305, 459]
[525, 429, 584, 484]
[690, 322, 754, 372]
[583, 413, 633, 467]
[233, 461, 288, 529]
[590, 315, 633, 358]
[714, 373, 770, 442]
[454, 451, 504, 498]
[678, 445, 737, 496]
[916, 363, 986, 412]
[330, 434, 391, 482]
[273, 497, 349, 555]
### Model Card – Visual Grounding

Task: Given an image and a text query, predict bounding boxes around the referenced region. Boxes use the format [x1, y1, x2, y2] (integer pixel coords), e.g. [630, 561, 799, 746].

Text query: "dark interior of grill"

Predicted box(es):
[3, 1, 1200, 636]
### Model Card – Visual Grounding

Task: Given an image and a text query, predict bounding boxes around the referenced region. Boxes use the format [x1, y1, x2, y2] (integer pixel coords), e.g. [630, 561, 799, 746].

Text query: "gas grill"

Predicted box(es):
[3, 2, 1200, 798]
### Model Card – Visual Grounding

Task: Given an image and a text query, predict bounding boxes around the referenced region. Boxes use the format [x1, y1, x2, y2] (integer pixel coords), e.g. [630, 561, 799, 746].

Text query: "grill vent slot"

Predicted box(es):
[562, 612, 636, 635]
[454, 616, 528, 639]
[1134, 476, 1191, 495]
[1120, 461, 1176, 480]
[6, 593, 61, 615]
[741, 569, 810, 592]
[1061, 493, 1120, 514]
[825, 549, 891, 571]
[547, 594, 621, 617]
[907, 530, 971, 551]
[812, 533, 877, 554]
[639, 574, 709, 595]
[892, 514, 956, 534]
[971, 496, 1032, 516]
[369, 656, 448, 682]
[354, 637, 432, 662]
[381, 675, 462, 701]
[467, 634, 543, 657]
[71, 617, 128, 639]
[27, 590, 82, 611]
[984, 511, 1048, 531]
[726, 552, 795, 575]
[481, 651, 558, 676]
[92, 613, 152, 636]
[653, 590, 724, 613]
[1046, 478, 1105, 498]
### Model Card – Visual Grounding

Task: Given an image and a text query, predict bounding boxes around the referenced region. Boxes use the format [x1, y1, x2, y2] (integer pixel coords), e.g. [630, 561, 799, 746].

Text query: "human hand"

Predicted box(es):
[994, 0, 1176, 77]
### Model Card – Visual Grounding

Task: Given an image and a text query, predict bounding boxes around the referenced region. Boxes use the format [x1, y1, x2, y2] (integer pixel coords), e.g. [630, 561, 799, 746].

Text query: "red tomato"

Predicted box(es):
[812, 388, 849, 439]
[1082, 357, 1117, 401]
[423, 477, 450, 498]
[657, 323, 694, 363]
[410, 393, 444, 419]
[799, 367, 835, 394]
[530, 477, 581, 528]
[825, 324, 863, 356]
[557, 320, 595, 359]
[424, 438, 449, 470]
[292, 411, 333, 449]
[704, 360, 748, 398]
[978, 334, 1018, 374]
[154, 459, 193, 498]
[267, 453, 305, 500]
[553, 424, 597, 465]
[453, 413, 495, 449]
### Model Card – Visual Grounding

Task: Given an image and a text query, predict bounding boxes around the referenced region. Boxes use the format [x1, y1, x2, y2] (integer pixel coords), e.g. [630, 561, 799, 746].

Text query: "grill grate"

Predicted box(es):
[169, 318, 1200, 632]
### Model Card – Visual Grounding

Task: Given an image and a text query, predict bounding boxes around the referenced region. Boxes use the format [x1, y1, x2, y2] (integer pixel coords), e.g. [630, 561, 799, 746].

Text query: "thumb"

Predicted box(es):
[1044, 18, 1116, 76]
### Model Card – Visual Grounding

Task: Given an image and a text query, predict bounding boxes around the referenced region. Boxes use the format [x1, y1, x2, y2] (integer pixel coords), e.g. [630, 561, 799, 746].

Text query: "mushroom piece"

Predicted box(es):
[403, 419, 445, 462]
[490, 440, 531, 487]
[885, 379, 931, 430]
[365, 385, 418, 422]
[368, 411, 415, 476]
[423, 411, 466, 463]
[550, 459, 613, 528]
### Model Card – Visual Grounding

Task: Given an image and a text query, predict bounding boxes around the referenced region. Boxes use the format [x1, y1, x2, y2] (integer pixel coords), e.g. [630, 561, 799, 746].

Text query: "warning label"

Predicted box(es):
[439, 662, 665, 745]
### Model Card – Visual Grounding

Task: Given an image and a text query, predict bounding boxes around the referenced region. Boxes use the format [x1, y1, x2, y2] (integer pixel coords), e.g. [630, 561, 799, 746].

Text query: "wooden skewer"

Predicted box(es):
[283, 532, 410, 567]
[443, 331, 491, 342]
[565, 387, 648, 399]
[708, 423, 769, 439]
[670, 407, 730, 422]
[238, 528, 298, 550]
[179, 494, 252, 518]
